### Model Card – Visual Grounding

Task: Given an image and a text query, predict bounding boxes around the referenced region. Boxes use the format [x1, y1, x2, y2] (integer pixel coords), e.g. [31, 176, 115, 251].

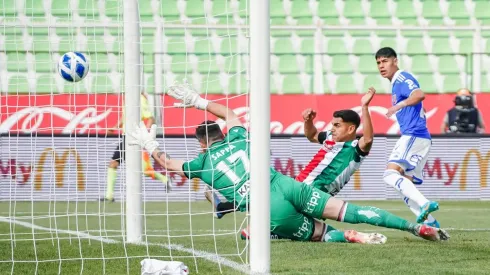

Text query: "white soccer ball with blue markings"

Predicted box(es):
[58, 52, 89, 82]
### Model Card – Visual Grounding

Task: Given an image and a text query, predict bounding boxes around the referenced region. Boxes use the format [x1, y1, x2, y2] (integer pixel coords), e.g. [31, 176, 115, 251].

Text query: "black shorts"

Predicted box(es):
[112, 136, 125, 163]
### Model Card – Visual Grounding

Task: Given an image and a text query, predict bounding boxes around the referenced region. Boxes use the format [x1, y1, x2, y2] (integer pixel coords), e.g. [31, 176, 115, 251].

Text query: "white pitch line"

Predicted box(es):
[0, 216, 249, 274]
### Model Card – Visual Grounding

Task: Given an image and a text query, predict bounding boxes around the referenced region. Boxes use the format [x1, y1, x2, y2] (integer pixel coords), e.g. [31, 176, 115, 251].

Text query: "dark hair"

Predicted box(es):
[375, 47, 397, 59]
[333, 110, 361, 129]
[195, 120, 224, 142]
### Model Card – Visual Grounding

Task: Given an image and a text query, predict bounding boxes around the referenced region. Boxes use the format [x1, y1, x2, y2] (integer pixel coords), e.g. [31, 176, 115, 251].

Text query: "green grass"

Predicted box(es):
[0, 201, 489, 274]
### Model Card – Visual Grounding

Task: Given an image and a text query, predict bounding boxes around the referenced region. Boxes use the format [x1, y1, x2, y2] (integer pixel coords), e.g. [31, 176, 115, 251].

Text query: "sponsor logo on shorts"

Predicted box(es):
[305, 191, 321, 214]
[293, 216, 311, 238]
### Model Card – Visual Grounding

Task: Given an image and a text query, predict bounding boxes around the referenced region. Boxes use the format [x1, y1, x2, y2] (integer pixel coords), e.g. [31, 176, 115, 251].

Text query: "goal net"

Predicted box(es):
[0, 0, 262, 274]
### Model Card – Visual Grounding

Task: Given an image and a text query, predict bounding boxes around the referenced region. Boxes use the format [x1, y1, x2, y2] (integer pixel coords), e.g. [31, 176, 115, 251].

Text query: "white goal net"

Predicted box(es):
[0, 0, 259, 274]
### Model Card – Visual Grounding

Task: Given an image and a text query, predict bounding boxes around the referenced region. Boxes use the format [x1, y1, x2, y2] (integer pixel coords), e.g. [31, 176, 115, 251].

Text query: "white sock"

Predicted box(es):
[403, 197, 436, 223]
[383, 169, 429, 208]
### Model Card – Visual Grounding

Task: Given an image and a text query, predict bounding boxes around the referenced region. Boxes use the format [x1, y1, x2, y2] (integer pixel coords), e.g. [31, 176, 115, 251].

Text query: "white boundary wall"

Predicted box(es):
[1, 136, 489, 201]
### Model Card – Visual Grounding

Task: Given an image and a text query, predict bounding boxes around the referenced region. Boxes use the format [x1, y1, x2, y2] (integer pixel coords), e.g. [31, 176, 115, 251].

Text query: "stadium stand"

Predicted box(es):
[0, 0, 489, 94]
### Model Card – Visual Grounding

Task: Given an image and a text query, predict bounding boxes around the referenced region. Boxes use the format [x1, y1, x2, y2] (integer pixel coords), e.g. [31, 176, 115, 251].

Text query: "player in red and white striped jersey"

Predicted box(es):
[296, 87, 375, 196]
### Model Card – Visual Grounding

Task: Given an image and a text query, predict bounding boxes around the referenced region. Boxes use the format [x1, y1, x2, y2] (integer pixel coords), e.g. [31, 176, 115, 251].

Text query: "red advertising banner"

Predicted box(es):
[0, 94, 121, 134]
[161, 93, 490, 135]
[1, 93, 489, 135]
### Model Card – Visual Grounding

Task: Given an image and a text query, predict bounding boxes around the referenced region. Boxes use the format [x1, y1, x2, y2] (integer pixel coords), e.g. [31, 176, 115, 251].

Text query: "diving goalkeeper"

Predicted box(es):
[129, 84, 449, 243]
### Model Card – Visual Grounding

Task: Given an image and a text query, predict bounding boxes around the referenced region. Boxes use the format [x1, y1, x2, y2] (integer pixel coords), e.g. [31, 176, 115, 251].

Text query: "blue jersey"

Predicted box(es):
[391, 70, 431, 139]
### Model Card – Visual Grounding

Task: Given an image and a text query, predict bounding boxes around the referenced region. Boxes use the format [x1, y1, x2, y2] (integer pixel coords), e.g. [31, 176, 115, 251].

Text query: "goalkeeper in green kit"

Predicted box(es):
[129, 83, 450, 244]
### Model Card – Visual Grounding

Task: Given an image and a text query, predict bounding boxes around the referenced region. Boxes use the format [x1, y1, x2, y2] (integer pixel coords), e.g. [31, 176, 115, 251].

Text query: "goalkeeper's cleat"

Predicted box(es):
[417, 201, 439, 223]
[203, 186, 224, 219]
[424, 219, 440, 229]
[416, 224, 450, 241]
[99, 197, 115, 203]
[344, 230, 387, 244]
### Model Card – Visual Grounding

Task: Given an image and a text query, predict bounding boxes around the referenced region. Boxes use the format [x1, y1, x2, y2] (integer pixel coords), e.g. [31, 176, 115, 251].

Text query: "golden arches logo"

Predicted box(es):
[33, 148, 86, 191]
[460, 149, 489, 191]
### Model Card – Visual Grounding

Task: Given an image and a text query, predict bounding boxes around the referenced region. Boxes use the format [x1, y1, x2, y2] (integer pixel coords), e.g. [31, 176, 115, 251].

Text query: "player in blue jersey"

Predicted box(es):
[376, 47, 440, 227]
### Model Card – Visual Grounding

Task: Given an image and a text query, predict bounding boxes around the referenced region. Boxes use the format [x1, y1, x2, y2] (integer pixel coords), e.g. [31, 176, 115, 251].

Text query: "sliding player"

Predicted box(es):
[100, 92, 171, 202]
[129, 83, 449, 243]
[375, 47, 439, 227]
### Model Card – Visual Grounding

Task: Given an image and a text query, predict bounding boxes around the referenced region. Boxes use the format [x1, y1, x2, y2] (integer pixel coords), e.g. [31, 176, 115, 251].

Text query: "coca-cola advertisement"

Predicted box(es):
[1, 93, 489, 135]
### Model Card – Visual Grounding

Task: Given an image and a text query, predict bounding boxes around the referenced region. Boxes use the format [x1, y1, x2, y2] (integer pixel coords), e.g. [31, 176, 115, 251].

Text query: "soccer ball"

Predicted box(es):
[58, 52, 89, 82]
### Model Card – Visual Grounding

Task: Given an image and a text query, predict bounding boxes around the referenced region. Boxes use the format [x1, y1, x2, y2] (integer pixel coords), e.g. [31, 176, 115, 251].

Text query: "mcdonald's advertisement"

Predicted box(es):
[0, 136, 489, 201]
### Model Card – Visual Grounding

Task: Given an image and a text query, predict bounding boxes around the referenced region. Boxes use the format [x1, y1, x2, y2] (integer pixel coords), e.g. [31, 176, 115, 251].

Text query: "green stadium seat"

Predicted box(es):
[34, 53, 54, 72]
[8, 75, 29, 93]
[447, 1, 469, 19]
[273, 38, 295, 54]
[432, 38, 451, 54]
[141, 35, 156, 54]
[167, 37, 189, 54]
[417, 75, 437, 93]
[300, 38, 314, 54]
[353, 40, 373, 54]
[358, 55, 378, 73]
[227, 74, 248, 94]
[194, 38, 213, 54]
[170, 54, 193, 73]
[25, 0, 45, 17]
[363, 74, 383, 91]
[369, 0, 390, 19]
[220, 38, 239, 54]
[283, 75, 304, 94]
[327, 39, 348, 54]
[7, 53, 27, 72]
[270, 0, 286, 18]
[443, 74, 463, 93]
[138, 0, 154, 21]
[422, 1, 443, 19]
[335, 75, 357, 94]
[438, 56, 460, 74]
[290, 0, 311, 18]
[343, 0, 363, 18]
[92, 74, 113, 93]
[32, 34, 53, 52]
[406, 38, 426, 54]
[36, 74, 56, 93]
[277, 55, 299, 74]
[411, 55, 432, 74]
[379, 38, 397, 49]
[331, 55, 352, 74]
[105, 0, 122, 19]
[238, 0, 248, 18]
[91, 53, 110, 73]
[197, 56, 221, 73]
[317, 0, 340, 18]
[142, 53, 155, 73]
[200, 75, 224, 94]
[475, 1, 490, 20]
[78, 0, 100, 19]
[0, 0, 17, 16]
[395, 0, 416, 19]
[160, 0, 180, 20]
[4, 35, 24, 52]
[221, 54, 241, 73]
[51, 0, 72, 17]
[185, 0, 207, 24]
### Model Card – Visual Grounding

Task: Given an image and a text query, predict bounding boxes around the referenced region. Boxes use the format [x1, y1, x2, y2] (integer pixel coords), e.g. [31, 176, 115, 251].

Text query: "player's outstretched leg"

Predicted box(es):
[142, 151, 172, 191]
[100, 160, 118, 202]
[384, 169, 439, 223]
[330, 200, 449, 241]
[204, 185, 224, 219]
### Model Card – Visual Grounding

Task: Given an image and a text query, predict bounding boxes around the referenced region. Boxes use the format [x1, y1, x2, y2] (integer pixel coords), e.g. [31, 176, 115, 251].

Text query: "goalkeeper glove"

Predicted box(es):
[128, 122, 159, 155]
[167, 82, 209, 110]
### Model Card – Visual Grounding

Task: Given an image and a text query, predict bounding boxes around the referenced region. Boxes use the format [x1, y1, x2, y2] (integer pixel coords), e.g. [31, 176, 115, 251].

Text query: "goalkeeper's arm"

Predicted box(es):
[151, 150, 186, 177]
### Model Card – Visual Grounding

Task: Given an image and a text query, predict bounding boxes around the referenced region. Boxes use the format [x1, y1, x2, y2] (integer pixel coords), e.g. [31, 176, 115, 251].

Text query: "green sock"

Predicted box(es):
[323, 230, 347, 242]
[106, 168, 117, 199]
[341, 203, 418, 235]
[154, 172, 168, 183]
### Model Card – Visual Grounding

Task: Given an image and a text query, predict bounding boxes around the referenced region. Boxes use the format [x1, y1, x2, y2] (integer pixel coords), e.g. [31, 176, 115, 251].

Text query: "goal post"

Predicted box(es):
[123, 0, 143, 244]
[249, 0, 271, 273]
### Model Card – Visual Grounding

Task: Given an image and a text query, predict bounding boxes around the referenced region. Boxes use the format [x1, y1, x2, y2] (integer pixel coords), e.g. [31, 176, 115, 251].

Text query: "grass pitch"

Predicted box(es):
[0, 200, 489, 275]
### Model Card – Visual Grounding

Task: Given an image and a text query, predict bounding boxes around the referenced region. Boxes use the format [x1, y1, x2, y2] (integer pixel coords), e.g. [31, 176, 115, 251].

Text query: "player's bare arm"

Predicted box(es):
[206, 101, 243, 130]
[358, 87, 376, 153]
[303, 108, 320, 143]
[386, 89, 425, 118]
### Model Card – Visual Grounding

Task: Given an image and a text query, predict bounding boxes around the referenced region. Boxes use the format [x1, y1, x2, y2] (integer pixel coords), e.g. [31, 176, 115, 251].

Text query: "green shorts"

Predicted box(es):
[269, 174, 331, 241]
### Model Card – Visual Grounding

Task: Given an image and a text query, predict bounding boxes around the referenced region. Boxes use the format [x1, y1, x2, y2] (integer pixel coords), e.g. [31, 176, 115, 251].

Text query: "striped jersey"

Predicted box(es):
[295, 131, 368, 195]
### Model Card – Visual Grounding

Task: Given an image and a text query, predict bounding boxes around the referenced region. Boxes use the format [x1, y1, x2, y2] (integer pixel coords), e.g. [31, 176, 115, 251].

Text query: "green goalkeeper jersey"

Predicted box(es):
[183, 126, 264, 211]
